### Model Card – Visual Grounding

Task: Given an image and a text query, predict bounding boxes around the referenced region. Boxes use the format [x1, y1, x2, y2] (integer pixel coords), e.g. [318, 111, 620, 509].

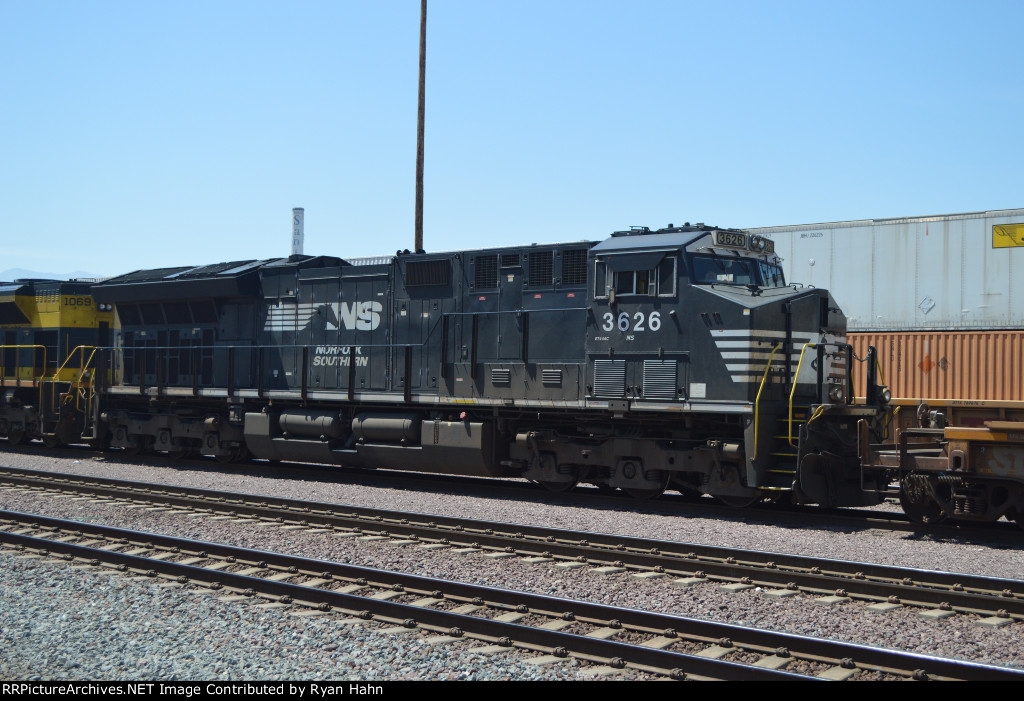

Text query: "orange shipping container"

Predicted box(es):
[849, 331, 1024, 402]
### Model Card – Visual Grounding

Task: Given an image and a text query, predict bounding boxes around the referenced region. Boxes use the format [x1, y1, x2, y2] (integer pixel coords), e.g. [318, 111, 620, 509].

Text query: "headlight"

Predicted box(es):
[880, 387, 892, 404]
[828, 385, 845, 402]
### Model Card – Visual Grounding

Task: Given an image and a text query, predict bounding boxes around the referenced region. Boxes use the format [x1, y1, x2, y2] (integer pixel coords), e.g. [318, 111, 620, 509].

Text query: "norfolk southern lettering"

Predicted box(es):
[312, 346, 368, 367]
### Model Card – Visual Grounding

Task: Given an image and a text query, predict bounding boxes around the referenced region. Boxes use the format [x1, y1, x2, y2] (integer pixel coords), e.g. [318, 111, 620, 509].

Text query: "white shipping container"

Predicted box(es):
[749, 208, 1024, 331]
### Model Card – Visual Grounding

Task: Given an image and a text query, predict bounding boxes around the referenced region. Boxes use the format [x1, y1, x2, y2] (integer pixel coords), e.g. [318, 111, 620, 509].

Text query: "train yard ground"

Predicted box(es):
[2, 445, 1023, 680]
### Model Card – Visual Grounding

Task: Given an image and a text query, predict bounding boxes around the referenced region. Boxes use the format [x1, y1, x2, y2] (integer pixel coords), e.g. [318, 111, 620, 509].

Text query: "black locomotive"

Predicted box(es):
[2, 224, 895, 508]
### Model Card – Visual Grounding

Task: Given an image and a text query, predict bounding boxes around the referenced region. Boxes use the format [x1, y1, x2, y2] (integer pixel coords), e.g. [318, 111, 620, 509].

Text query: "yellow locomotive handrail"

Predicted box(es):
[752, 342, 782, 461]
[0, 345, 48, 380]
[49, 345, 98, 383]
[788, 342, 818, 448]
[1, 345, 100, 439]
[0, 344, 48, 411]
[47, 346, 99, 415]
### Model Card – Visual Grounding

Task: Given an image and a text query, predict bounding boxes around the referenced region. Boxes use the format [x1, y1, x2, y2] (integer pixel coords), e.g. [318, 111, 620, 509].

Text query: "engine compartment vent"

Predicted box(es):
[643, 359, 678, 400]
[593, 360, 625, 399]
[491, 367, 511, 386]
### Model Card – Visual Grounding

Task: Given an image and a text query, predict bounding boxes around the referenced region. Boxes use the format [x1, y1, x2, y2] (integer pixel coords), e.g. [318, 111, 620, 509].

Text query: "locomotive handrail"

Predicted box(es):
[786, 341, 857, 447]
[439, 307, 589, 316]
[30, 346, 101, 437]
[752, 342, 782, 461]
[788, 343, 819, 447]
[849, 347, 888, 391]
[104, 342, 431, 351]
[0, 345, 48, 381]
[59, 346, 100, 414]
[0, 344, 47, 411]
[48, 345, 98, 384]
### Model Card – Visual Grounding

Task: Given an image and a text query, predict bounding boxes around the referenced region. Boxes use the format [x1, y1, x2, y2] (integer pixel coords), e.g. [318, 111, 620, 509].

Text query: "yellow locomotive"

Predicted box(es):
[0, 279, 114, 446]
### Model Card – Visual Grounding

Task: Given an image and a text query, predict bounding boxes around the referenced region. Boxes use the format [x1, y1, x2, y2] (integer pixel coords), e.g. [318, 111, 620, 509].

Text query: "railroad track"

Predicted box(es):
[2, 509, 1019, 681]
[2, 465, 1023, 625]
[5, 444, 1020, 538]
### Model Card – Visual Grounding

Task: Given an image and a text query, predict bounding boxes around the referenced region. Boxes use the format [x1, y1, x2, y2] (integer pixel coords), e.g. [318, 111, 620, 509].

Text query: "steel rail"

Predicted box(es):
[3, 510, 1021, 681]
[1, 466, 1022, 620]
[5, 448, 1020, 539]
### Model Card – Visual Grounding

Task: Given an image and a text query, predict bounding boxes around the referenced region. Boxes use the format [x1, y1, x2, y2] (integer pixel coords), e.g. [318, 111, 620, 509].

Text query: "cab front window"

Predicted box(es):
[759, 262, 786, 287]
[692, 255, 760, 285]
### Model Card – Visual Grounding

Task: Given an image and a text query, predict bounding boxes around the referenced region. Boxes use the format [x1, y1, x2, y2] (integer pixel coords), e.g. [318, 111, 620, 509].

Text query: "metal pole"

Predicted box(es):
[414, 0, 426, 253]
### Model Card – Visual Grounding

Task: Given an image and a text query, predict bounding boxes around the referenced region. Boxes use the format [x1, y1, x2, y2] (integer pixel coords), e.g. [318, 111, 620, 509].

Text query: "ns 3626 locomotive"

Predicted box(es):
[2, 224, 896, 510]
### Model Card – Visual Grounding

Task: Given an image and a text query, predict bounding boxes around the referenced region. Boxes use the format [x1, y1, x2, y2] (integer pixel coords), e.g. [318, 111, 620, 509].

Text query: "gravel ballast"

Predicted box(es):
[1, 447, 1022, 680]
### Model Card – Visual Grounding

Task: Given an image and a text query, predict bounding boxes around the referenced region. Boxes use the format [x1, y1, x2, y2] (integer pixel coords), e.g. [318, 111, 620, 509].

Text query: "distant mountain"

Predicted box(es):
[0, 266, 102, 280]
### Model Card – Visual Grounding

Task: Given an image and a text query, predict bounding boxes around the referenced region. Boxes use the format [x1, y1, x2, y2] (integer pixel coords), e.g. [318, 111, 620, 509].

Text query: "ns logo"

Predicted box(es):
[310, 301, 383, 332]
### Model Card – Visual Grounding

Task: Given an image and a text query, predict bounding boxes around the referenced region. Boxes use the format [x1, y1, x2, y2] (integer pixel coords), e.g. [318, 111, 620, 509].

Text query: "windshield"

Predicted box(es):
[759, 261, 786, 287]
[692, 255, 760, 286]
[691, 255, 786, 287]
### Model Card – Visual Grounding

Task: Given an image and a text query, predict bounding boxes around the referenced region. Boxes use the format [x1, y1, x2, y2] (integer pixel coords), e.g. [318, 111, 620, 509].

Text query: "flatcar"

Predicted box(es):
[3, 224, 898, 510]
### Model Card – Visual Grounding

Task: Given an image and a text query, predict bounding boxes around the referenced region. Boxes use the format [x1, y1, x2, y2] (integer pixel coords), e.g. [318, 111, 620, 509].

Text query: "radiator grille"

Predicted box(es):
[561, 249, 588, 286]
[593, 360, 626, 399]
[541, 368, 562, 386]
[475, 255, 498, 289]
[405, 259, 451, 287]
[528, 251, 553, 287]
[642, 359, 678, 400]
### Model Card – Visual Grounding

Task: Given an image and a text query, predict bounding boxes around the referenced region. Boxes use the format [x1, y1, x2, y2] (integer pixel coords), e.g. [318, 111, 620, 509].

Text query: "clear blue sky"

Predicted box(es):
[2, 0, 1021, 277]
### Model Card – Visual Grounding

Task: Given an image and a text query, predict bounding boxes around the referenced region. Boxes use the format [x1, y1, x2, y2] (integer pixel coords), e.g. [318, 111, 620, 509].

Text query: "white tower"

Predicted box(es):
[291, 207, 305, 256]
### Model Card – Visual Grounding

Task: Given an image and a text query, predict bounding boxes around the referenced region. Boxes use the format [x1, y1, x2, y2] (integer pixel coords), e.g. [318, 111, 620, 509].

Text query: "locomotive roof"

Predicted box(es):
[98, 255, 347, 285]
[0, 279, 92, 295]
[590, 230, 705, 254]
[93, 255, 347, 303]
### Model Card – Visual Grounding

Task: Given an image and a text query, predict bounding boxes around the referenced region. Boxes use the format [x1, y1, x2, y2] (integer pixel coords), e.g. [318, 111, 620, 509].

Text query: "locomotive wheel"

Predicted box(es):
[168, 446, 194, 461]
[899, 474, 948, 525]
[7, 426, 28, 446]
[89, 434, 111, 451]
[216, 446, 251, 464]
[622, 474, 670, 500]
[124, 437, 152, 458]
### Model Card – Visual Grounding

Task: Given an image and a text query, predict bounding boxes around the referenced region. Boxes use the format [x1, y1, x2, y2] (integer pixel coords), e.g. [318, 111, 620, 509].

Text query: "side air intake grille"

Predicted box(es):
[642, 359, 678, 400]
[541, 368, 562, 386]
[593, 360, 626, 399]
[491, 367, 511, 386]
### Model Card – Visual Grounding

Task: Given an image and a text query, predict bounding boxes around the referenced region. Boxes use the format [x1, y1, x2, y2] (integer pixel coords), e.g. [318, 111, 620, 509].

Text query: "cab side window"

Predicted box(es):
[595, 255, 677, 297]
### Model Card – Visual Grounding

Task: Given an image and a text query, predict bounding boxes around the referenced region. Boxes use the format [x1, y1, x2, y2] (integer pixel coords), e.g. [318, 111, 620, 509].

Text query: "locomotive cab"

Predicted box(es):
[582, 224, 892, 507]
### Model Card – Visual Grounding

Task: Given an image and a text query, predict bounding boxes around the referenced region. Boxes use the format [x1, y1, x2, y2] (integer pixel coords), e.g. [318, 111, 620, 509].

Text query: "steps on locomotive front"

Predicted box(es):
[763, 408, 808, 486]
